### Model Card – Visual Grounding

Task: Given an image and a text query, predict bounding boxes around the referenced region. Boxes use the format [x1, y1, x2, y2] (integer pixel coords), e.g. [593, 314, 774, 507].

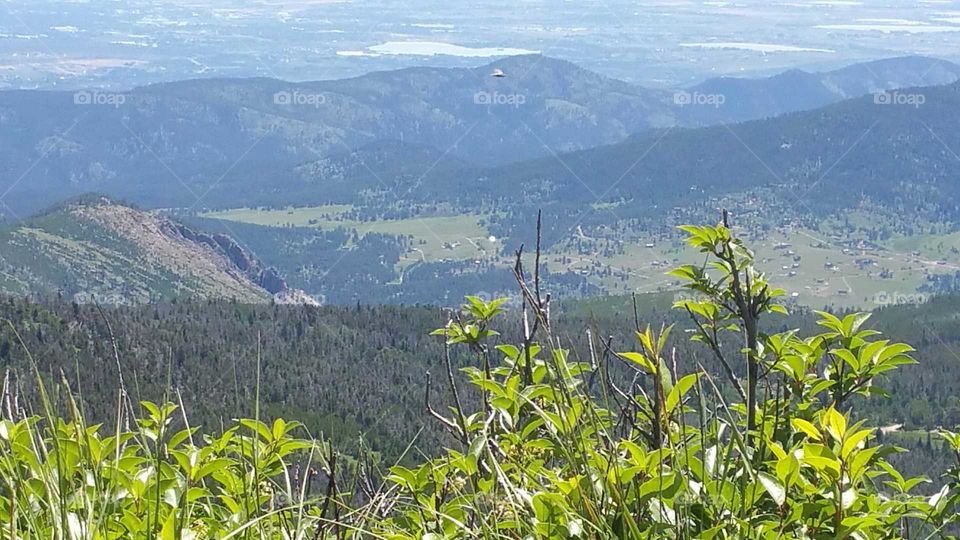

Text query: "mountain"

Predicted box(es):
[684, 55, 960, 124]
[0, 55, 678, 214]
[289, 140, 483, 203]
[467, 78, 960, 236]
[0, 63, 960, 304]
[0, 55, 954, 215]
[0, 196, 309, 304]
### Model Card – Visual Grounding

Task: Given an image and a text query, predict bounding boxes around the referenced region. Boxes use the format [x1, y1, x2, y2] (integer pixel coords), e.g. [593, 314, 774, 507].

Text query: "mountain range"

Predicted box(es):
[478, 77, 960, 234]
[0, 55, 955, 215]
[685, 55, 960, 125]
[285, 75, 960, 243]
[1, 55, 960, 305]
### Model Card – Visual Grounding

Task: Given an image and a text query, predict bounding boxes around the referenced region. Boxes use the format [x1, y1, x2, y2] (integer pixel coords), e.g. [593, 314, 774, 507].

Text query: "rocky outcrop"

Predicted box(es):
[273, 288, 321, 306]
[257, 268, 286, 294]
[166, 221, 291, 295]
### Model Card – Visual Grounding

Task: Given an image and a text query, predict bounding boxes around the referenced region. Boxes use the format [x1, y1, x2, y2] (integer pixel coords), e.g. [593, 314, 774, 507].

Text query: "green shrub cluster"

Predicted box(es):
[367, 223, 959, 538]
[3, 222, 960, 538]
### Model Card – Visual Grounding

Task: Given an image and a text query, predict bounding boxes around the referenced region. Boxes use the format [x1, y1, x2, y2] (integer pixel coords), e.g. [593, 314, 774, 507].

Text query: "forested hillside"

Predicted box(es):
[2, 286, 958, 473]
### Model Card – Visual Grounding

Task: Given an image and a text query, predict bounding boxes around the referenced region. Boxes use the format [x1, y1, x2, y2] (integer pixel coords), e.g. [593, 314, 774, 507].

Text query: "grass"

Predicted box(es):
[546, 224, 944, 310]
[886, 231, 960, 263]
[748, 228, 930, 309]
[205, 205, 355, 227]
[204, 205, 960, 310]
[205, 206, 499, 267]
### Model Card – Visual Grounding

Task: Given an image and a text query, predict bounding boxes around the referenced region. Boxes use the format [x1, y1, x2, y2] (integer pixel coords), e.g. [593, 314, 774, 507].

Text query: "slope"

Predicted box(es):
[0, 196, 300, 304]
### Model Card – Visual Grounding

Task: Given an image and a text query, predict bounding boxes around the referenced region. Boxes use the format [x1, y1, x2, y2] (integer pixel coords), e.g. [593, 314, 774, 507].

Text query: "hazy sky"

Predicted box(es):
[2, 0, 959, 88]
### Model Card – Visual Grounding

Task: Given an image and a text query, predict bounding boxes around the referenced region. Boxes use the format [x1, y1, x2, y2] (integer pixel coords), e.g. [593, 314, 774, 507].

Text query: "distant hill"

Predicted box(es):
[684, 55, 960, 124]
[0, 196, 310, 304]
[0, 56, 677, 213]
[0, 55, 955, 214]
[469, 77, 960, 238]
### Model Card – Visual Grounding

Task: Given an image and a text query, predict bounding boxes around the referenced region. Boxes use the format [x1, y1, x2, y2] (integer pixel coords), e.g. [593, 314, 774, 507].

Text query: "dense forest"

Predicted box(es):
[2, 284, 958, 475]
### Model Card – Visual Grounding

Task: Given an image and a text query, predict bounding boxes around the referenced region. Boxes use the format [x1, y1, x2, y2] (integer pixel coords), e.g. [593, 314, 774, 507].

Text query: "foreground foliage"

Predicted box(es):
[0, 390, 349, 538]
[375, 222, 960, 538]
[3, 221, 960, 538]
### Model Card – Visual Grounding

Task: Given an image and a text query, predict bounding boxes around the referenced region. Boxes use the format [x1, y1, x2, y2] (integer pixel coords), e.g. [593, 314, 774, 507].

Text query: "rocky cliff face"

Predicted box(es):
[0, 196, 317, 305]
[166, 221, 289, 294]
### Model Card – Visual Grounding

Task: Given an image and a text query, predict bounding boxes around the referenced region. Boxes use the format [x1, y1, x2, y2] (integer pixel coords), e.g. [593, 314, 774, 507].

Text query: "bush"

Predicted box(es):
[2, 220, 960, 538]
[373, 221, 960, 538]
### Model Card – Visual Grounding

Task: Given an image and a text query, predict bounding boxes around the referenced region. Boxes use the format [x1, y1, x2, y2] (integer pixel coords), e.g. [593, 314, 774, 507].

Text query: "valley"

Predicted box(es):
[200, 201, 960, 309]
[5, 51, 959, 308]
[6, 54, 936, 308]
[0, 50, 960, 308]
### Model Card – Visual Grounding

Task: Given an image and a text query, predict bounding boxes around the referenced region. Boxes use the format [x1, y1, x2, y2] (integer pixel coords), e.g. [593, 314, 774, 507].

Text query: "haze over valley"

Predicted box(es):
[5, 0, 960, 90]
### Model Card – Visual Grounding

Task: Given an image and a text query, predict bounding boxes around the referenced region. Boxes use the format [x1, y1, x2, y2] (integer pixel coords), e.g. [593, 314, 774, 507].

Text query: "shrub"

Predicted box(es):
[374, 221, 960, 538]
[2, 220, 960, 539]
[0, 350, 348, 538]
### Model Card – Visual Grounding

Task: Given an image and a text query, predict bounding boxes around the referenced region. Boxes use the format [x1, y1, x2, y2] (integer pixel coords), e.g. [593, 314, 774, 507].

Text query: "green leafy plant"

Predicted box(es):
[2, 218, 958, 539]
[0, 396, 343, 539]
[373, 218, 957, 538]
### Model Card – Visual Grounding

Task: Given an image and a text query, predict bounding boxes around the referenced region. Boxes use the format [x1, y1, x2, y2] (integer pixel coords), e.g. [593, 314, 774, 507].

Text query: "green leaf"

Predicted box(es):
[619, 352, 655, 373]
[768, 304, 788, 315]
[141, 401, 162, 421]
[665, 373, 699, 415]
[791, 418, 821, 441]
[831, 349, 860, 372]
[196, 459, 234, 481]
[238, 419, 272, 443]
[841, 429, 873, 460]
[658, 325, 674, 356]
[821, 407, 847, 442]
[758, 472, 786, 506]
[776, 452, 800, 487]
[667, 265, 698, 282]
[160, 510, 177, 540]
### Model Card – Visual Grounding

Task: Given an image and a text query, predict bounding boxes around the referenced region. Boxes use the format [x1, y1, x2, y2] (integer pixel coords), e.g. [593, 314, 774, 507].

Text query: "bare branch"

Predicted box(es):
[424, 371, 463, 437]
[684, 305, 746, 401]
[442, 341, 469, 445]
